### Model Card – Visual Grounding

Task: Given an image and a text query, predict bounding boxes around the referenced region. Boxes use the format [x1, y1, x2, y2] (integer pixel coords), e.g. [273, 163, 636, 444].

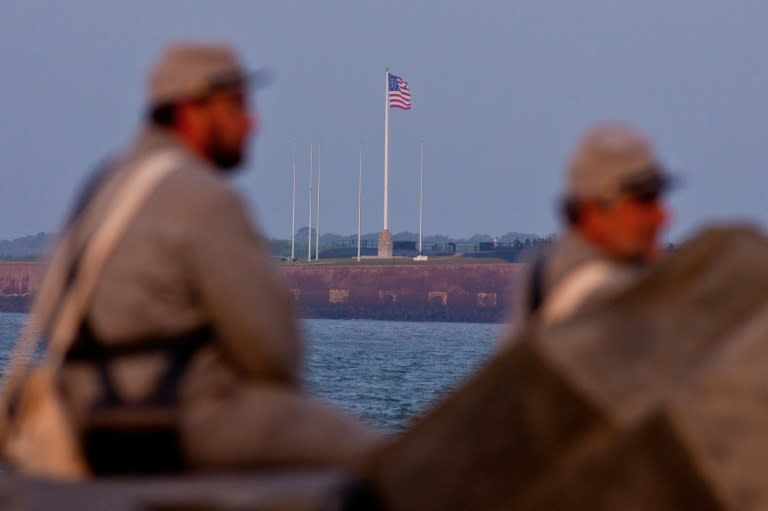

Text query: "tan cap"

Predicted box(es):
[147, 41, 267, 107]
[565, 123, 672, 200]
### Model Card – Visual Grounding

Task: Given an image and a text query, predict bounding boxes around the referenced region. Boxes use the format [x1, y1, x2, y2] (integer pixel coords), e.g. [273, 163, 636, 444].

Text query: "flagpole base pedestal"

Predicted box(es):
[377, 230, 393, 258]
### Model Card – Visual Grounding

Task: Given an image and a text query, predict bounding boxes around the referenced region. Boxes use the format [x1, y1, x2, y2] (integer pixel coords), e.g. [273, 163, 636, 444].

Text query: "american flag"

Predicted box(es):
[388, 74, 411, 110]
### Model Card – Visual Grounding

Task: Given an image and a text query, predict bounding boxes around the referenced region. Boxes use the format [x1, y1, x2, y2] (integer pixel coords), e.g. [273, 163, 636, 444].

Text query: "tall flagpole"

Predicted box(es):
[378, 69, 393, 258]
[418, 141, 424, 256]
[290, 143, 296, 261]
[315, 144, 321, 260]
[307, 144, 313, 262]
[383, 69, 390, 232]
[357, 145, 363, 262]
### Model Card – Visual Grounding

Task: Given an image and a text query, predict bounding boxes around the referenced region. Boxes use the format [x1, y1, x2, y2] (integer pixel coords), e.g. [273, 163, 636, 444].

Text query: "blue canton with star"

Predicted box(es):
[389, 74, 401, 91]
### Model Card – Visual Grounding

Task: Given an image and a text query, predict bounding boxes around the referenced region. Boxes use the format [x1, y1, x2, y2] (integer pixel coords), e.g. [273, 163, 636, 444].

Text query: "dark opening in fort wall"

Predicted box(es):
[0, 261, 523, 323]
[0, 261, 40, 313]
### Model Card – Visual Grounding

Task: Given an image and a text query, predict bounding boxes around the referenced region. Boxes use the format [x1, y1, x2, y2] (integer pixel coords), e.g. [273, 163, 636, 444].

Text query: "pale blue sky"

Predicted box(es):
[1, 1, 767, 240]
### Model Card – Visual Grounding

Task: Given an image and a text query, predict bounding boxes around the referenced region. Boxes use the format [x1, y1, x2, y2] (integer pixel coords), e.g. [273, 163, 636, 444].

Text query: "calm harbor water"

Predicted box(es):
[0, 313, 499, 432]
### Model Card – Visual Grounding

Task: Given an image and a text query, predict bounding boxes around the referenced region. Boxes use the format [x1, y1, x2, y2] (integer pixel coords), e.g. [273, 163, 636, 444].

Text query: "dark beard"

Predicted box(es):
[209, 131, 246, 174]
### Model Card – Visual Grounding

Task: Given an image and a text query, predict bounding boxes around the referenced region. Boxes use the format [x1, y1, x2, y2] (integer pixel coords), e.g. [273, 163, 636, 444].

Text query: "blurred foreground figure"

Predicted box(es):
[511, 123, 672, 329]
[3, 42, 379, 477]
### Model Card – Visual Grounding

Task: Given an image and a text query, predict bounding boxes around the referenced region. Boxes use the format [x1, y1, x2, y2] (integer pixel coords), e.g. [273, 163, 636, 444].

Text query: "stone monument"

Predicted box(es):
[377, 230, 393, 258]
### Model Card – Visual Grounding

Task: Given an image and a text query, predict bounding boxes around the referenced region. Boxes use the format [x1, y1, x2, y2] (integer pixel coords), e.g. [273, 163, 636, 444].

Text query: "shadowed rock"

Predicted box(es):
[0, 470, 355, 511]
[367, 225, 768, 510]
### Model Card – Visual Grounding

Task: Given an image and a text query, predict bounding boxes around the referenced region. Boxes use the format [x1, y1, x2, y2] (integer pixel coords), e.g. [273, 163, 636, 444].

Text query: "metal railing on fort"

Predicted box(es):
[325, 239, 379, 249]
[317, 237, 554, 257]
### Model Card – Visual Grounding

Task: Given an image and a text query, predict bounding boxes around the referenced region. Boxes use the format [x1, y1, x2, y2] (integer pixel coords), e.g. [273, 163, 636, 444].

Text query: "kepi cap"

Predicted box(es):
[147, 41, 269, 108]
[565, 123, 674, 201]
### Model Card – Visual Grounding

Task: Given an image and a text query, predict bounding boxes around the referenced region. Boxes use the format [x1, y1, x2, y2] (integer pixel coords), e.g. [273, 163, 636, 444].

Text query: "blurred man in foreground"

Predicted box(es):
[509, 123, 672, 330]
[7, 42, 380, 476]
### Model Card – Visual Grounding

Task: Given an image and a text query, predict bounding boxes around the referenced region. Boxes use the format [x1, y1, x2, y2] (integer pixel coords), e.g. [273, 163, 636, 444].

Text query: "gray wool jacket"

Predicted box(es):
[34, 127, 301, 425]
[499, 230, 645, 347]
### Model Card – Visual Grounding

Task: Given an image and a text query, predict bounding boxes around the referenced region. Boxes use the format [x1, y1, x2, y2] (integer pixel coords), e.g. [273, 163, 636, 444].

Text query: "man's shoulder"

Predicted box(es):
[546, 231, 605, 288]
[111, 148, 256, 246]
[123, 128, 241, 206]
[153, 152, 242, 209]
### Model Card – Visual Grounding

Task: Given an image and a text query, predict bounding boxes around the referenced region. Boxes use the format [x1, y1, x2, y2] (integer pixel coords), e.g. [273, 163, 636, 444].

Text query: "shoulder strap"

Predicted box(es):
[0, 151, 182, 414]
[539, 260, 618, 324]
[42, 150, 183, 369]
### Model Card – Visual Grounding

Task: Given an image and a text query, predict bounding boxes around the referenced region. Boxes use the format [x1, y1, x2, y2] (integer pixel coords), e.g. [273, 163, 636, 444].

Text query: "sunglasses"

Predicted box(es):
[621, 170, 673, 205]
[629, 188, 661, 204]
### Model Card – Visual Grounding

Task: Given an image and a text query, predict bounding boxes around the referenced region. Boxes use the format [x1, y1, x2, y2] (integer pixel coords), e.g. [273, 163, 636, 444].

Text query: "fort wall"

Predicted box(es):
[0, 261, 522, 323]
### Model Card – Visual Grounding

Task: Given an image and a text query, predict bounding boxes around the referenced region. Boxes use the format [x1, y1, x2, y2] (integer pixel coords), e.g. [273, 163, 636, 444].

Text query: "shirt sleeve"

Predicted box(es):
[186, 186, 302, 385]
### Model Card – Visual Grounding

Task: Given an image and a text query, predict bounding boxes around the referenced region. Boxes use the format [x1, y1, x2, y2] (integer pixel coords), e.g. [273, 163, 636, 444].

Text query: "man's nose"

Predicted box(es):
[245, 111, 259, 135]
[655, 200, 670, 227]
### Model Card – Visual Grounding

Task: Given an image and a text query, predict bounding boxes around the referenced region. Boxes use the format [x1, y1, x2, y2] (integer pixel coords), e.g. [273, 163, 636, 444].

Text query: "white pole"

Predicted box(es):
[383, 69, 390, 232]
[418, 141, 424, 255]
[291, 143, 296, 261]
[357, 145, 362, 262]
[315, 144, 321, 260]
[307, 144, 313, 262]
